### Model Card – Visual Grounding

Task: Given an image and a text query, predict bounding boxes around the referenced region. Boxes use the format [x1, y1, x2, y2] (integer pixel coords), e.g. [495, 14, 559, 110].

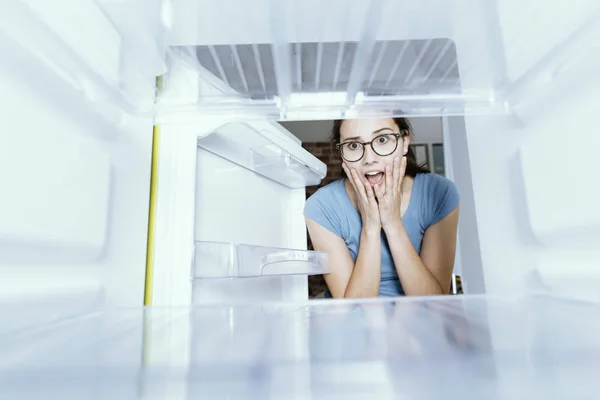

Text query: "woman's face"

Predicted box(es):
[339, 118, 410, 188]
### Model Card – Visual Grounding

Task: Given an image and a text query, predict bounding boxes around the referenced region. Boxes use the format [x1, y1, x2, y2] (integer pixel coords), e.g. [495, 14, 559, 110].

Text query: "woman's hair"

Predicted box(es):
[330, 117, 430, 178]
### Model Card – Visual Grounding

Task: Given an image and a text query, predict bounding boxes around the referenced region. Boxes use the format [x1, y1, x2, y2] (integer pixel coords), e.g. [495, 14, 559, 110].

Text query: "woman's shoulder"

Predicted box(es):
[306, 178, 345, 205]
[304, 179, 346, 237]
[418, 172, 458, 195]
[416, 173, 459, 226]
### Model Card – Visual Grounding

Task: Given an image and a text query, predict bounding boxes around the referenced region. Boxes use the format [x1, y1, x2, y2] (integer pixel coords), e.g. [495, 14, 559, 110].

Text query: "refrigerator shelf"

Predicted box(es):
[158, 0, 600, 120]
[7, 0, 600, 122]
[197, 121, 326, 188]
[2, 294, 600, 398]
[192, 241, 330, 278]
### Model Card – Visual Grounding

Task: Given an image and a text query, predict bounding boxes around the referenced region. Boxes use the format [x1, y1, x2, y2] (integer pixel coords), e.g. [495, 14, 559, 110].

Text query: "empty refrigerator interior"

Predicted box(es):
[2, 0, 600, 398]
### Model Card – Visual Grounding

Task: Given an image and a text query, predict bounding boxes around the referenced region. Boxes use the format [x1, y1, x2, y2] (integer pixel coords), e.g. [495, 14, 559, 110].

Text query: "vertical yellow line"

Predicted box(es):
[138, 80, 163, 399]
[144, 124, 160, 306]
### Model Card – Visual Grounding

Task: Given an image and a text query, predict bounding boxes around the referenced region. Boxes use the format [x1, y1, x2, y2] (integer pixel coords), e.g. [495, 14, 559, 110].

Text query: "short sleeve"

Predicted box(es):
[424, 174, 460, 227]
[304, 188, 343, 238]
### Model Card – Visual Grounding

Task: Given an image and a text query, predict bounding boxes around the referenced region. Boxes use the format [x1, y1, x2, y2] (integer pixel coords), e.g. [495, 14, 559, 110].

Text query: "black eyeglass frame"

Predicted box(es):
[335, 130, 408, 162]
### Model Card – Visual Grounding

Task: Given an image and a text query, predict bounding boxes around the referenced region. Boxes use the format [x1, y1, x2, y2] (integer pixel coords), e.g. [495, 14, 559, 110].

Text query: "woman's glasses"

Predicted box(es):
[336, 131, 407, 162]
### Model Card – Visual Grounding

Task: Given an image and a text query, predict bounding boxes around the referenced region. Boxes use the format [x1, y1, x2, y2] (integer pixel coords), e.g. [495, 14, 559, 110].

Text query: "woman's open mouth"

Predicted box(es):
[365, 171, 384, 187]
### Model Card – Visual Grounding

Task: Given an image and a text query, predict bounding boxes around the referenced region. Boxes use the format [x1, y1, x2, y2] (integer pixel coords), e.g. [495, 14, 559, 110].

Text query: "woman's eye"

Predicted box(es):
[348, 143, 360, 150]
[377, 136, 389, 144]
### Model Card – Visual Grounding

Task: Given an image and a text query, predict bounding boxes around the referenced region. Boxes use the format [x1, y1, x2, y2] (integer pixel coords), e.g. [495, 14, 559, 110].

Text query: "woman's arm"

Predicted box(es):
[305, 217, 381, 298]
[384, 206, 459, 295]
[374, 156, 459, 296]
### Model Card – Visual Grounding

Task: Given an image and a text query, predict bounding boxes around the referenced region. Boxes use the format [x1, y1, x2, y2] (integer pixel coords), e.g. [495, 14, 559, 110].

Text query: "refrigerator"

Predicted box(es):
[2, 0, 600, 398]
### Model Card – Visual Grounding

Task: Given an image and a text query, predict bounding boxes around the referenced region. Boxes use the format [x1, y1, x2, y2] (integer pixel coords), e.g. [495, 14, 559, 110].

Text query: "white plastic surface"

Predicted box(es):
[149, 116, 323, 306]
[2, 294, 600, 399]
[158, 0, 600, 120]
[192, 146, 310, 305]
[6, 0, 600, 121]
[1, 0, 165, 118]
[0, 281, 103, 336]
[452, 43, 600, 296]
[193, 241, 329, 278]
[0, 0, 156, 306]
[197, 121, 326, 188]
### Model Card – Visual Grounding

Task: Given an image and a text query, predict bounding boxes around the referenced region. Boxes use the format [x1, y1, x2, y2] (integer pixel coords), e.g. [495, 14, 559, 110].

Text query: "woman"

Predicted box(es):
[304, 117, 459, 298]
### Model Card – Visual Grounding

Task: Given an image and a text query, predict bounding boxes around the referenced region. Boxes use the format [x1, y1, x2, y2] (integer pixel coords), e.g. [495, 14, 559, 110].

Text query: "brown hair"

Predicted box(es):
[330, 117, 430, 177]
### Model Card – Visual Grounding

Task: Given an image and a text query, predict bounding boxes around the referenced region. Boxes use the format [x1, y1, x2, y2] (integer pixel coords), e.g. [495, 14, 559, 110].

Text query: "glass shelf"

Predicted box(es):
[10, 0, 599, 121]
[192, 241, 330, 278]
[197, 121, 326, 188]
[157, 0, 600, 120]
[2, 294, 600, 398]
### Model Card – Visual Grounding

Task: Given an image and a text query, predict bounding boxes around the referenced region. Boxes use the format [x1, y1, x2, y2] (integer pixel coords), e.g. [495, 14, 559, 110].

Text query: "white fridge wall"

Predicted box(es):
[497, 0, 597, 82]
[442, 116, 485, 294]
[193, 149, 309, 303]
[456, 58, 600, 298]
[0, 73, 111, 263]
[0, 20, 154, 308]
[519, 79, 600, 298]
[195, 150, 306, 247]
[427, 0, 600, 297]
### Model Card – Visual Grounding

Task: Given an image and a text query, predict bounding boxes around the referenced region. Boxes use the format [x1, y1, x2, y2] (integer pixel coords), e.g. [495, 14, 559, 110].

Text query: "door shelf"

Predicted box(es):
[192, 241, 330, 278]
[197, 121, 326, 188]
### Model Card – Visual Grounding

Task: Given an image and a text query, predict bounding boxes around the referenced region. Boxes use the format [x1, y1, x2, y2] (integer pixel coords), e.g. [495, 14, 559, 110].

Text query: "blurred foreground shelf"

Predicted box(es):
[2, 293, 600, 399]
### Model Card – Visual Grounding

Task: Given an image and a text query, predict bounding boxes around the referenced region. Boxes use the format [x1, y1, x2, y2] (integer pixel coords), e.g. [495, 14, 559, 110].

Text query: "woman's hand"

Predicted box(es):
[374, 156, 407, 232]
[343, 163, 381, 236]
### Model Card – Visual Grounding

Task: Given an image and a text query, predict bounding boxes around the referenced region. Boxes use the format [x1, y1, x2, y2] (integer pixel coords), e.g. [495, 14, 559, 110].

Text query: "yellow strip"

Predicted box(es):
[139, 78, 163, 388]
[143, 124, 160, 306]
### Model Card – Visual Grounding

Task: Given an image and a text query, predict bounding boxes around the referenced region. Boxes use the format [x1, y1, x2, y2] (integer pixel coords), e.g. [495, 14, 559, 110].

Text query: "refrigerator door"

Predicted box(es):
[150, 119, 326, 306]
[150, 50, 328, 307]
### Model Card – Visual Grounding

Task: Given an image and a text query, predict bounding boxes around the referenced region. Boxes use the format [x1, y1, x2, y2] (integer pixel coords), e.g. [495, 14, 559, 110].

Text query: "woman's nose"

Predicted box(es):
[363, 145, 378, 164]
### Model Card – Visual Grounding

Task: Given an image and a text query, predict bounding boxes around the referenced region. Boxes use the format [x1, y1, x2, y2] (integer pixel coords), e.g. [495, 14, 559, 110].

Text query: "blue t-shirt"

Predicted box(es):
[304, 172, 459, 297]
